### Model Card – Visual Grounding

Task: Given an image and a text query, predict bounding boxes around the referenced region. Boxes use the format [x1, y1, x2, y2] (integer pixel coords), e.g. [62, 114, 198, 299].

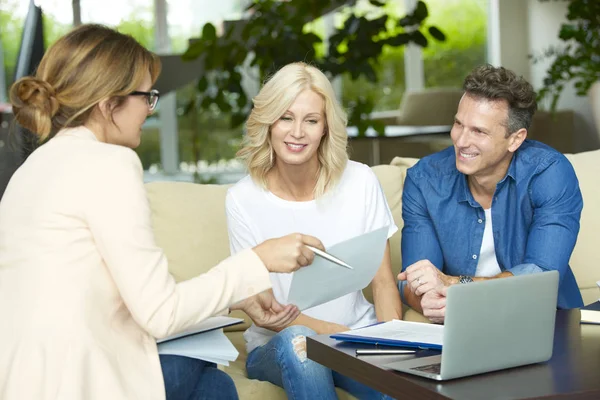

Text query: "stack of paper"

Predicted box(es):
[580, 280, 600, 325]
[580, 309, 600, 325]
[580, 277, 600, 325]
[157, 316, 242, 365]
[331, 319, 444, 350]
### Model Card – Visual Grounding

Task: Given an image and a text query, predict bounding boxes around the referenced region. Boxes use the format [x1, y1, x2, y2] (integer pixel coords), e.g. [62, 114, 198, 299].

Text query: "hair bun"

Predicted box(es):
[9, 77, 60, 139]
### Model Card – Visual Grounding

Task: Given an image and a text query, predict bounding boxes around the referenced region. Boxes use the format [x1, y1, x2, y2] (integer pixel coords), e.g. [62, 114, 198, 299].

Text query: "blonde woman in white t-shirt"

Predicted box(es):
[226, 62, 402, 400]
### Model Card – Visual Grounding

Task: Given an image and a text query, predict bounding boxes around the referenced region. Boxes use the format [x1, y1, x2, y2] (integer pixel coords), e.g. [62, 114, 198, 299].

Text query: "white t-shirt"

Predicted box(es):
[475, 208, 501, 277]
[226, 160, 398, 353]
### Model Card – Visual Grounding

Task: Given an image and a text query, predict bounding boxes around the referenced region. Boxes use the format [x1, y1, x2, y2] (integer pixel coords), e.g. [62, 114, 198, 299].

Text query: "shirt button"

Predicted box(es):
[478, 218, 483, 224]
[472, 254, 478, 259]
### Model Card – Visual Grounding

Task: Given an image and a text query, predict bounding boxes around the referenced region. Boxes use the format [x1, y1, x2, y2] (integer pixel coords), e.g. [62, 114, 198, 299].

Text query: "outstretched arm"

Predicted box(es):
[372, 242, 403, 321]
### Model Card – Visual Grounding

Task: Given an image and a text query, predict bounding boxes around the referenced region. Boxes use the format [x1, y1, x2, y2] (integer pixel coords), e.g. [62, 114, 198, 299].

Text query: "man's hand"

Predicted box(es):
[233, 290, 300, 332]
[421, 286, 448, 324]
[398, 259, 457, 297]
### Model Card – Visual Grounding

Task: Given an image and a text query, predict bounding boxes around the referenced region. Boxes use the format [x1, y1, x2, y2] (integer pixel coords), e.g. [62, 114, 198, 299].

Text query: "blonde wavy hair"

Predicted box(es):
[10, 24, 161, 142]
[237, 62, 349, 198]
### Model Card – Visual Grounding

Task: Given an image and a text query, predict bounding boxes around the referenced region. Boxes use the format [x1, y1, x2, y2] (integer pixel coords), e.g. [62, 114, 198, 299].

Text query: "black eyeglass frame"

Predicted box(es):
[129, 89, 160, 111]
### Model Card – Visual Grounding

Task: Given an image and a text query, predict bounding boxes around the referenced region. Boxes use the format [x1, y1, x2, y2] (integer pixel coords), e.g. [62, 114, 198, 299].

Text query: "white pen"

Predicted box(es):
[305, 245, 353, 269]
[355, 349, 416, 356]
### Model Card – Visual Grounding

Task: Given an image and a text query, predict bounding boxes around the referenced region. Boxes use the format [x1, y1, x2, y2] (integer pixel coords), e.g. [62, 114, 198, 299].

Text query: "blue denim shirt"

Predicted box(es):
[401, 140, 584, 309]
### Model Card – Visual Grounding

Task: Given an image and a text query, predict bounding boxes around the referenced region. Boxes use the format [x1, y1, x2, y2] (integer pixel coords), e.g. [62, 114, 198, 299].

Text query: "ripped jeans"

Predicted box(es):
[246, 325, 394, 400]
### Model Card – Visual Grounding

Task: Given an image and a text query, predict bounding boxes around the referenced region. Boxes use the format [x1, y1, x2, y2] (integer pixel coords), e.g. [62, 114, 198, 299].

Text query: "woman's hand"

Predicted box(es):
[253, 233, 325, 273]
[232, 290, 300, 332]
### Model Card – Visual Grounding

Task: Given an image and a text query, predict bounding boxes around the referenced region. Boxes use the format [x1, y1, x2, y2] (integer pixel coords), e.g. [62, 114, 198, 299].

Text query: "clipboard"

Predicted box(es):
[157, 316, 243, 344]
[330, 332, 442, 350]
[329, 319, 443, 351]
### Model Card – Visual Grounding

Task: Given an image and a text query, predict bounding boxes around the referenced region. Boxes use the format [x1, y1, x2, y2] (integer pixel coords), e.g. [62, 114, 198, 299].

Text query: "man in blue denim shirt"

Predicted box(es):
[398, 65, 583, 323]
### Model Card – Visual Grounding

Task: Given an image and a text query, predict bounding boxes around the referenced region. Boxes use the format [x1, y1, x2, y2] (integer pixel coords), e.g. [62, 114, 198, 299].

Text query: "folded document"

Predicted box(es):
[331, 319, 444, 350]
[157, 316, 242, 365]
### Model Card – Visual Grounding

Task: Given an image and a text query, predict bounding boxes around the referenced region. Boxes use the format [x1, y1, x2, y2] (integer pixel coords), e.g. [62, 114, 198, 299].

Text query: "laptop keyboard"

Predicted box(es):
[411, 363, 441, 374]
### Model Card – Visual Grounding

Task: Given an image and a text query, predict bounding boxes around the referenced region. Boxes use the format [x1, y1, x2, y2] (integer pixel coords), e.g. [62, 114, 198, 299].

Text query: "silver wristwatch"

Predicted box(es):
[459, 275, 474, 284]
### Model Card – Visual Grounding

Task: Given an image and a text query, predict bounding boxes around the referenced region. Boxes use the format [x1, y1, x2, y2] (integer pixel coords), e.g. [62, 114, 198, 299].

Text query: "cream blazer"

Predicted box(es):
[0, 127, 271, 400]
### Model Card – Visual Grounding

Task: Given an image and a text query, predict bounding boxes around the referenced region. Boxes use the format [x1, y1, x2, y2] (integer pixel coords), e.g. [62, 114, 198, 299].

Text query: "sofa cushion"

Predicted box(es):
[367, 159, 417, 302]
[565, 150, 600, 304]
[145, 181, 252, 329]
[146, 181, 231, 280]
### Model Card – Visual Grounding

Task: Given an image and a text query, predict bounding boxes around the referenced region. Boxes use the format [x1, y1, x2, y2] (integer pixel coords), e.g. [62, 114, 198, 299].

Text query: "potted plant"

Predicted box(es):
[181, 0, 445, 136]
[537, 0, 600, 114]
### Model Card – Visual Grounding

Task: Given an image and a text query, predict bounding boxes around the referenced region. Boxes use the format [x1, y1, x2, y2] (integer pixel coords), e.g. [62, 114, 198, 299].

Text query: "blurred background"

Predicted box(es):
[1, 0, 598, 193]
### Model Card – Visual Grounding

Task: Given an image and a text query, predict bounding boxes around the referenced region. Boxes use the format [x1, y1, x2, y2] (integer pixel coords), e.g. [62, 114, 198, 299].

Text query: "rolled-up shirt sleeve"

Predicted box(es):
[508, 262, 544, 276]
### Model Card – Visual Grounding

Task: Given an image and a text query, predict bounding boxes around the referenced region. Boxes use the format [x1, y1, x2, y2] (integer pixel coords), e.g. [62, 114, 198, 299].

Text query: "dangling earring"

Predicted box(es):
[269, 146, 274, 166]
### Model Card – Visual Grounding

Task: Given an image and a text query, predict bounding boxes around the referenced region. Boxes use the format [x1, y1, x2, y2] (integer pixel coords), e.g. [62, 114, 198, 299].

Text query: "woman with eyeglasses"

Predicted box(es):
[0, 24, 325, 400]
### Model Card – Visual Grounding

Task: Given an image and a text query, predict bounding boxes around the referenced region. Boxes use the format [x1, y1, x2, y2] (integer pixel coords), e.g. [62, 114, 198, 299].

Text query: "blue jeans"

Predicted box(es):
[160, 355, 238, 400]
[246, 325, 393, 400]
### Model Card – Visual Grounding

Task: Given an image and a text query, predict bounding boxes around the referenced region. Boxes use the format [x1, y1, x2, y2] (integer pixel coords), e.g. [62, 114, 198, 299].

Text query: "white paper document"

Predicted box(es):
[158, 328, 239, 366]
[156, 316, 242, 365]
[157, 316, 243, 343]
[580, 309, 600, 325]
[338, 319, 444, 347]
[287, 226, 388, 310]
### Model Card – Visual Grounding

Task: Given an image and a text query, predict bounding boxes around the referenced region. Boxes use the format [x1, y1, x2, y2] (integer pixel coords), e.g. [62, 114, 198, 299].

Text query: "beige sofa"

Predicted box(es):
[145, 151, 600, 399]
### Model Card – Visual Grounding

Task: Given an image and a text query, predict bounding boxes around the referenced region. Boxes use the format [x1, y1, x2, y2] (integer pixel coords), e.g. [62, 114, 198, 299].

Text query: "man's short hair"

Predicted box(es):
[463, 64, 537, 135]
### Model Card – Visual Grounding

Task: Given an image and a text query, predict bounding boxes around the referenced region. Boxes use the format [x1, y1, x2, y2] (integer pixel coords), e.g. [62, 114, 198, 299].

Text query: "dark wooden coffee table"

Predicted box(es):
[306, 310, 600, 399]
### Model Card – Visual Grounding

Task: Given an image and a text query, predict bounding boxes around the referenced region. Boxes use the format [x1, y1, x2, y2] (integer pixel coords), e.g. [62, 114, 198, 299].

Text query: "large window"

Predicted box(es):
[0, 0, 71, 93]
[0, 0, 24, 94]
[0, 0, 489, 181]
[79, 0, 155, 49]
[339, 0, 408, 112]
[423, 0, 488, 88]
[338, 0, 487, 112]
[137, 0, 250, 182]
[167, 0, 247, 52]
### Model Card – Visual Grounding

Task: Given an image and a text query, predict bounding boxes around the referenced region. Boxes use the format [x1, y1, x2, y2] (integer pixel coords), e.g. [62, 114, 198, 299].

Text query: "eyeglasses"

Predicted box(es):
[129, 89, 160, 111]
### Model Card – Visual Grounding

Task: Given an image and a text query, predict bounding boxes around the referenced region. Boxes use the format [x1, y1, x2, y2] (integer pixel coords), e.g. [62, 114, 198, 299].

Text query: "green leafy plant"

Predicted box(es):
[182, 0, 445, 136]
[537, 0, 600, 111]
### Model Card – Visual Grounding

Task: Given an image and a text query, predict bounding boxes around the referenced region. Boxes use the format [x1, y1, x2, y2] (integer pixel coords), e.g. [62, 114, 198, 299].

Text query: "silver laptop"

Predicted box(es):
[385, 270, 559, 381]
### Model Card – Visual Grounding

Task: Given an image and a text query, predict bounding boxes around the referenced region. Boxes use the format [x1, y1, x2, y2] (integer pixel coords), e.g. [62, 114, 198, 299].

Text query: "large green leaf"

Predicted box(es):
[202, 23, 217, 41]
[428, 26, 446, 42]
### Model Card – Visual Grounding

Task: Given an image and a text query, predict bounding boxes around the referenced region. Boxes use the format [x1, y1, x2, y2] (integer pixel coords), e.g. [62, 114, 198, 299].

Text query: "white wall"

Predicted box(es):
[527, 0, 598, 151]
[493, 0, 531, 81]
[493, 0, 598, 151]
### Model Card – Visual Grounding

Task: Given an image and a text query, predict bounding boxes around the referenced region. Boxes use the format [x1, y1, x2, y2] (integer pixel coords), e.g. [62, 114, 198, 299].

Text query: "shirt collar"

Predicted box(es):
[500, 153, 518, 183]
[457, 153, 517, 205]
[457, 174, 474, 205]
